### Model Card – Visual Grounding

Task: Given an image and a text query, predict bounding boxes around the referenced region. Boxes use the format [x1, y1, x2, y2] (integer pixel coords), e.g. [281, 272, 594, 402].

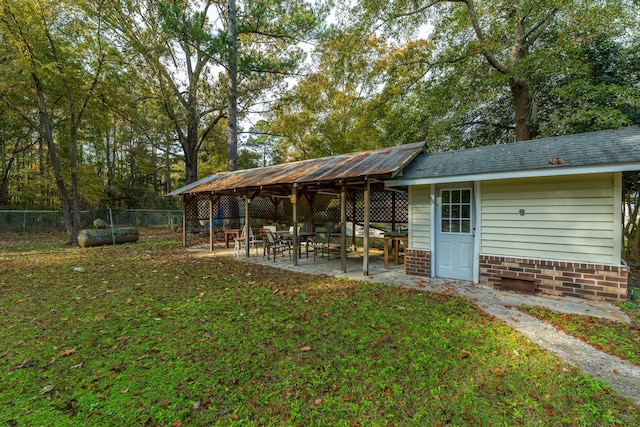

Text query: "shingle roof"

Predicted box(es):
[392, 126, 640, 184]
[167, 142, 425, 196]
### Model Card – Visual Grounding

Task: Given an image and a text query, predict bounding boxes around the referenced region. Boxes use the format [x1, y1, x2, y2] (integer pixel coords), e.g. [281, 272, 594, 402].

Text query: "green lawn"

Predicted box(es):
[519, 303, 640, 367]
[1, 231, 638, 426]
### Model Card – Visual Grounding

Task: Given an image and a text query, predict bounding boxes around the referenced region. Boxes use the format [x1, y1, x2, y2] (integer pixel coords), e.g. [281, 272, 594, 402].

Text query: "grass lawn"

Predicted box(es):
[1, 230, 639, 426]
[518, 304, 640, 367]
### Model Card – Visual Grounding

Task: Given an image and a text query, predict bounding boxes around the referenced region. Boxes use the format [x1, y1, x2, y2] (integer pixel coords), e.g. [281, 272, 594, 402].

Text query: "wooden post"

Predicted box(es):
[363, 180, 370, 276]
[292, 186, 298, 266]
[351, 195, 357, 251]
[182, 195, 187, 247]
[341, 184, 347, 273]
[209, 194, 215, 252]
[245, 193, 250, 257]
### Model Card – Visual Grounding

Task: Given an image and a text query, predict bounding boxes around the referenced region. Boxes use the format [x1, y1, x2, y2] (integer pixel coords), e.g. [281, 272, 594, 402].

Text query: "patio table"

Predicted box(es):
[383, 232, 408, 269]
[224, 229, 242, 248]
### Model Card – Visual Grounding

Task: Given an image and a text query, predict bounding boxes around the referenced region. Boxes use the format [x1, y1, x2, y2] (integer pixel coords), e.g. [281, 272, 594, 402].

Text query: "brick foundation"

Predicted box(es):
[405, 249, 431, 277]
[479, 255, 628, 302]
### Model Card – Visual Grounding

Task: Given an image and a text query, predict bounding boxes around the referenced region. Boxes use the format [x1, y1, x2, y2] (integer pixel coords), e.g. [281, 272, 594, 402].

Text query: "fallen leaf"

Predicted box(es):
[59, 349, 76, 357]
[171, 421, 183, 427]
[313, 398, 322, 405]
[459, 349, 472, 359]
[492, 368, 504, 376]
[15, 358, 35, 369]
[40, 385, 54, 394]
[299, 345, 312, 352]
[16, 299, 26, 303]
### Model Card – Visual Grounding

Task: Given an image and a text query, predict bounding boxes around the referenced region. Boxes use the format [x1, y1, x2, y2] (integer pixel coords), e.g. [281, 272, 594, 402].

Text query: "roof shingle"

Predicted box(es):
[395, 126, 640, 182]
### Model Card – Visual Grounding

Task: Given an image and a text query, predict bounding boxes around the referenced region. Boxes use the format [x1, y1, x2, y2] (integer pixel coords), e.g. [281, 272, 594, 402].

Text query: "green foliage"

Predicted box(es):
[268, 28, 435, 160]
[1, 232, 639, 425]
[346, 0, 640, 147]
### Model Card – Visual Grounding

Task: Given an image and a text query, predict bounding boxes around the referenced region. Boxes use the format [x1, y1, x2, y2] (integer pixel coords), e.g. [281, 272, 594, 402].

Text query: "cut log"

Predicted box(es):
[78, 228, 139, 248]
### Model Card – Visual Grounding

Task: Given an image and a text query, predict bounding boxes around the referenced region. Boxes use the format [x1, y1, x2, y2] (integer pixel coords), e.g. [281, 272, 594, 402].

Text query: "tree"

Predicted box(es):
[267, 27, 434, 160]
[106, 0, 325, 183]
[218, 0, 328, 170]
[537, 34, 640, 136]
[0, 0, 106, 244]
[105, 0, 227, 184]
[350, 0, 638, 142]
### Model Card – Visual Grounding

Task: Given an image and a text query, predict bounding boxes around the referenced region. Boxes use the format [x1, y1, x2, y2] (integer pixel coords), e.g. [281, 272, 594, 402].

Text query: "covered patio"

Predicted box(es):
[167, 142, 425, 275]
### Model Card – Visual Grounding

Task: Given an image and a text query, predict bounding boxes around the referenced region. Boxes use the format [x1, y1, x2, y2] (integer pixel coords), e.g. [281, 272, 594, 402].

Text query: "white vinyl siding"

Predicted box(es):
[480, 173, 619, 264]
[409, 185, 431, 249]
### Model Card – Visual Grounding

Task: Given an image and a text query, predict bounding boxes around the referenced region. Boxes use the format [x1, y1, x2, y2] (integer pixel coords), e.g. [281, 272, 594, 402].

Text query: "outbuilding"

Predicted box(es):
[387, 126, 640, 302]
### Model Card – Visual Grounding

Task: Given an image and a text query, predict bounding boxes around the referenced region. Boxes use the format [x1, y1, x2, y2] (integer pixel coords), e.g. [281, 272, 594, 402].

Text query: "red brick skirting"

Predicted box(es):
[405, 249, 431, 277]
[479, 255, 628, 302]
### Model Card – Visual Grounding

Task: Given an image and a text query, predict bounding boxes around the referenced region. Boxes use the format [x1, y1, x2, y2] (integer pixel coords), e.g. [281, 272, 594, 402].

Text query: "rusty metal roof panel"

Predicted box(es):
[168, 142, 424, 196]
[164, 173, 223, 197]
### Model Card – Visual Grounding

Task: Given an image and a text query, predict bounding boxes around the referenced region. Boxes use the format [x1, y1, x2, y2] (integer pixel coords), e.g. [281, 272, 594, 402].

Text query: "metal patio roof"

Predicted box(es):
[167, 142, 425, 197]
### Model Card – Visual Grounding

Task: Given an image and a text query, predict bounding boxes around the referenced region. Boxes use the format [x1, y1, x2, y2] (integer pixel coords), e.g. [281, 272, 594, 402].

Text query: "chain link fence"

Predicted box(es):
[0, 210, 183, 233]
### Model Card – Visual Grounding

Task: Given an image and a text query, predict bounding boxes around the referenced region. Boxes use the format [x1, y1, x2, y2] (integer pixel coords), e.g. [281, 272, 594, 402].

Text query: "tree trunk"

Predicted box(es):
[509, 76, 531, 142]
[34, 77, 74, 243]
[183, 123, 199, 184]
[69, 117, 81, 245]
[227, 0, 238, 172]
[0, 156, 14, 206]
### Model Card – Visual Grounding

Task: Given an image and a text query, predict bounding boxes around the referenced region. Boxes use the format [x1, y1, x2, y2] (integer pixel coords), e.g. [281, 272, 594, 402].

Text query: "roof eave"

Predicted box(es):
[386, 163, 640, 187]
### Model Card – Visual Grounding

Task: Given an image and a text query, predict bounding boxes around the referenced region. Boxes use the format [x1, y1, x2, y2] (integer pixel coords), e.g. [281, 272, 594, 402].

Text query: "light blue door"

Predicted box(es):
[435, 187, 474, 280]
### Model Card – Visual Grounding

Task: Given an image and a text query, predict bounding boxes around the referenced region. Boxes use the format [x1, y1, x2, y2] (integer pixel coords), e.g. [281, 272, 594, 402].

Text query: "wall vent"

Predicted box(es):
[498, 277, 536, 294]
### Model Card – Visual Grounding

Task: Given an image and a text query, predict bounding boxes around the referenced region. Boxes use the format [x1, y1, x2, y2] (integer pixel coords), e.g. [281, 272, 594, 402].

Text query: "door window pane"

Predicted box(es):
[440, 189, 472, 234]
[462, 205, 470, 219]
[452, 205, 460, 219]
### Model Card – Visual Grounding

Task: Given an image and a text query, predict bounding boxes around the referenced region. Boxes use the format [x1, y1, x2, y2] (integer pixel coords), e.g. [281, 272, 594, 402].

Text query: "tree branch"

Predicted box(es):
[454, 0, 510, 75]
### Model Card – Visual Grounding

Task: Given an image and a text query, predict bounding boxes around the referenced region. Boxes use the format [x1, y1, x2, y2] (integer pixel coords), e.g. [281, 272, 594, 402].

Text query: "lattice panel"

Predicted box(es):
[349, 191, 408, 223]
[296, 196, 312, 223]
[312, 194, 342, 223]
[184, 190, 408, 224]
[185, 194, 212, 220]
[249, 197, 277, 219]
[218, 195, 244, 219]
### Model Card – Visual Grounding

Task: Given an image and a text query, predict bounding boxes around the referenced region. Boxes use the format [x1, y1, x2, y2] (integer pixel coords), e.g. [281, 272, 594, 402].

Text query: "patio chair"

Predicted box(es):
[264, 230, 291, 261]
[313, 227, 331, 261]
[234, 226, 263, 257]
[289, 224, 310, 258]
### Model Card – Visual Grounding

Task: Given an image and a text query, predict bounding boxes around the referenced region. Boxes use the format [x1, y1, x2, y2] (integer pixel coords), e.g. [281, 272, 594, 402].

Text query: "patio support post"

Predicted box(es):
[182, 195, 187, 247]
[209, 194, 214, 252]
[351, 196, 357, 251]
[245, 193, 250, 257]
[292, 185, 298, 266]
[341, 183, 347, 273]
[363, 179, 370, 276]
